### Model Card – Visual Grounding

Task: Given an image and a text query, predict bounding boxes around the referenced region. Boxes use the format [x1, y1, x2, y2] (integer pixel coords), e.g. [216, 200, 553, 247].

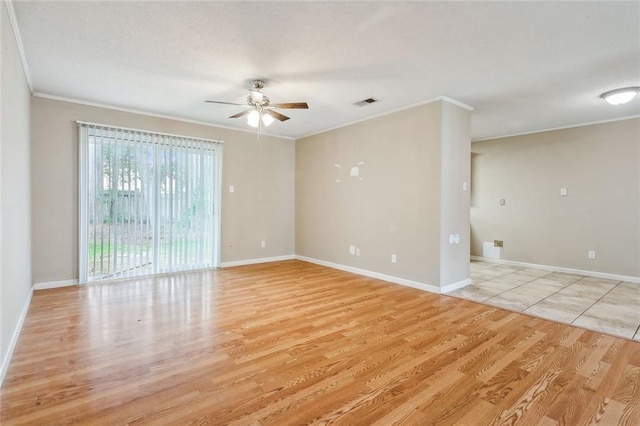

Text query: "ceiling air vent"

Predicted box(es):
[354, 97, 379, 107]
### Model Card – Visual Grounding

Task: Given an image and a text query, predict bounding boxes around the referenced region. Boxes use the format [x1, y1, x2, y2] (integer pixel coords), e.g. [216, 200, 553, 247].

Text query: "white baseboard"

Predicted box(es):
[221, 255, 296, 268]
[33, 278, 79, 290]
[442, 278, 473, 293]
[0, 287, 34, 387]
[35, 258, 296, 287]
[470, 256, 640, 284]
[295, 255, 469, 294]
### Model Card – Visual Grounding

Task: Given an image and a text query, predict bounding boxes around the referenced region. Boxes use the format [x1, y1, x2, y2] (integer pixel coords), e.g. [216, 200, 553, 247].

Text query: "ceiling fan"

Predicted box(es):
[206, 80, 309, 128]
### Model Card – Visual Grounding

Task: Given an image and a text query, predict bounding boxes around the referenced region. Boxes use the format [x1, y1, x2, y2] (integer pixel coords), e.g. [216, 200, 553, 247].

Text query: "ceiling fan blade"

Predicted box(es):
[205, 100, 246, 106]
[271, 102, 309, 109]
[265, 110, 290, 122]
[229, 109, 251, 119]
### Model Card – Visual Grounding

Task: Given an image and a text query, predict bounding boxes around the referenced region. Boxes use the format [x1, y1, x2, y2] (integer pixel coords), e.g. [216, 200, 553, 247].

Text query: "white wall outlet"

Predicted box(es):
[391, 254, 397, 263]
[462, 181, 468, 192]
[560, 188, 568, 196]
[449, 234, 455, 244]
[356, 248, 361, 256]
[229, 185, 234, 193]
[500, 199, 506, 206]
[588, 250, 596, 259]
[350, 166, 359, 177]
[454, 234, 460, 244]
[349, 245, 356, 255]
[260, 240, 266, 248]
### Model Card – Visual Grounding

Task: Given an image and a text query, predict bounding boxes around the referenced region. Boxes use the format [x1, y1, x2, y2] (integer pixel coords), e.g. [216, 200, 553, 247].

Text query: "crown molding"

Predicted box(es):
[472, 114, 640, 143]
[33, 92, 295, 140]
[4, 0, 33, 93]
[297, 96, 474, 140]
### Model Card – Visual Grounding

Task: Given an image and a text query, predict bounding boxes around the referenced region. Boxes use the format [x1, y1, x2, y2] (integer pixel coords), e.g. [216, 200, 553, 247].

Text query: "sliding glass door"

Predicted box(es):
[78, 122, 222, 283]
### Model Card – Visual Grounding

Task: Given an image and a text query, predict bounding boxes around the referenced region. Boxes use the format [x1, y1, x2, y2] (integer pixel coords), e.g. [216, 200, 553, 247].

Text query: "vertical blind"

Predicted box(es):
[78, 122, 223, 283]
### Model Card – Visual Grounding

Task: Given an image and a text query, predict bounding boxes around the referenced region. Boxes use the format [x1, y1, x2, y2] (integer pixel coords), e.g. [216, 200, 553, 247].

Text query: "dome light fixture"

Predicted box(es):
[600, 87, 640, 105]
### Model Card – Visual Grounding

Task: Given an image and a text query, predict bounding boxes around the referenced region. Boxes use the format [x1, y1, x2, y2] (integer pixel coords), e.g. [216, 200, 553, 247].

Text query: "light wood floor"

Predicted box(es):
[1, 260, 639, 425]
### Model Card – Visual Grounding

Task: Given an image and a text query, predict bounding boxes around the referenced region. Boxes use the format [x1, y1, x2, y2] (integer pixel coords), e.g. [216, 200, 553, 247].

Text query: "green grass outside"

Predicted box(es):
[88, 239, 211, 271]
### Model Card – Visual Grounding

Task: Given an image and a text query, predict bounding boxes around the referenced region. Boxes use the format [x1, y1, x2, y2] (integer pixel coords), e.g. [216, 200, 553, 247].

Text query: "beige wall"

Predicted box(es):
[31, 97, 295, 284]
[1, 2, 32, 369]
[440, 102, 471, 285]
[296, 100, 471, 288]
[471, 118, 640, 277]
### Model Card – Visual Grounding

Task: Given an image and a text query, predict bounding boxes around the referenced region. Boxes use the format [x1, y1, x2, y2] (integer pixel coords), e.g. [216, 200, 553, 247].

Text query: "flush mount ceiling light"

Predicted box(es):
[600, 87, 640, 105]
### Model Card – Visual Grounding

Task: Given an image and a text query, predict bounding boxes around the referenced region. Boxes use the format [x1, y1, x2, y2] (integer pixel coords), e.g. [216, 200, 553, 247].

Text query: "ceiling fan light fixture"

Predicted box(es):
[207, 79, 307, 132]
[600, 87, 640, 105]
[261, 113, 274, 127]
[247, 109, 260, 127]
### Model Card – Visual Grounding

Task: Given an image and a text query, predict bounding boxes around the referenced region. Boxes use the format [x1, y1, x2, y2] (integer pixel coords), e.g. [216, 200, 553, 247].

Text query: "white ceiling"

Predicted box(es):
[10, 1, 640, 140]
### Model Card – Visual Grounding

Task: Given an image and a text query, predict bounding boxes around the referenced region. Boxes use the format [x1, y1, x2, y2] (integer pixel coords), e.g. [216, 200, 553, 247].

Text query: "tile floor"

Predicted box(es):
[449, 261, 640, 341]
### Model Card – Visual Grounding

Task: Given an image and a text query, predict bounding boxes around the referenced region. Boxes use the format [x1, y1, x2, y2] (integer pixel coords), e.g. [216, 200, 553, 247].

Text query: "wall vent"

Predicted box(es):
[354, 98, 379, 106]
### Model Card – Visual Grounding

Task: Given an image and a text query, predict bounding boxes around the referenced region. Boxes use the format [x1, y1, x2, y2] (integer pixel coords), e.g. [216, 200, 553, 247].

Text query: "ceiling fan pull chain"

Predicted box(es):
[257, 119, 261, 143]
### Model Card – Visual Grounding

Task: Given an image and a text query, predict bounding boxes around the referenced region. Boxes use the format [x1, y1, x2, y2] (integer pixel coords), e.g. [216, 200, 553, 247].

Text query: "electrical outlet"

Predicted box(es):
[391, 254, 397, 263]
[261, 240, 266, 248]
[349, 245, 356, 255]
[588, 250, 596, 259]
[494, 240, 503, 248]
[560, 187, 568, 196]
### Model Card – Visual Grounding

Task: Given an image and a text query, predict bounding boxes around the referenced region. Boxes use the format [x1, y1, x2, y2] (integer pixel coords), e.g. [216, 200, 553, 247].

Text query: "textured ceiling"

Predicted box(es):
[11, 1, 640, 140]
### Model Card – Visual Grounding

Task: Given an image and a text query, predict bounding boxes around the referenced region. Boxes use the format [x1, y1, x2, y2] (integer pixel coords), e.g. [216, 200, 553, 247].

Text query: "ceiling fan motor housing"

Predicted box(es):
[248, 93, 270, 107]
[249, 80, 269, 106]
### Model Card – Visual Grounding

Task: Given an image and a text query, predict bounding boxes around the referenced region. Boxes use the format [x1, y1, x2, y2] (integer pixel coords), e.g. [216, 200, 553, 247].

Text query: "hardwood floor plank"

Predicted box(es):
[1, 260, 639, 424]
[538, 415, 560, 426]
